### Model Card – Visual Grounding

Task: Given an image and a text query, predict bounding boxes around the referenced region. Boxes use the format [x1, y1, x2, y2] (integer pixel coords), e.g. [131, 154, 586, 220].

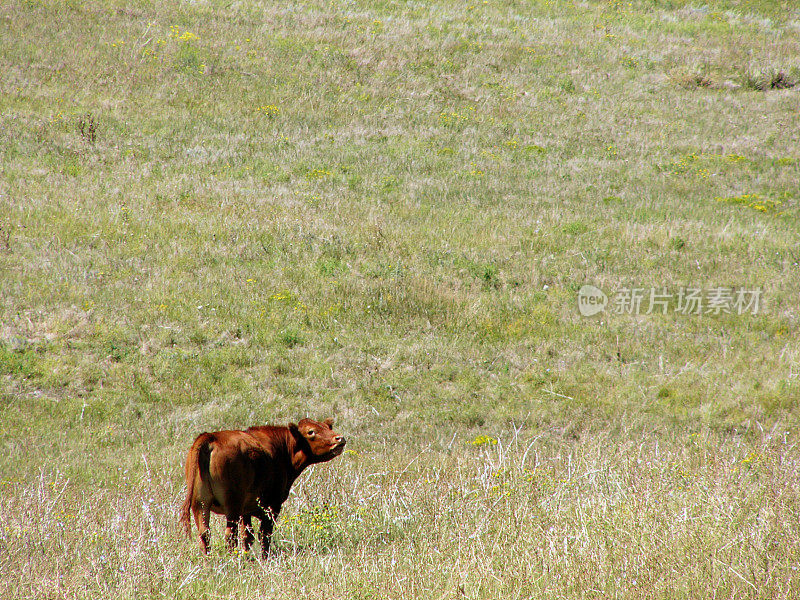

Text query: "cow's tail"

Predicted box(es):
[179, 433, 212, 536]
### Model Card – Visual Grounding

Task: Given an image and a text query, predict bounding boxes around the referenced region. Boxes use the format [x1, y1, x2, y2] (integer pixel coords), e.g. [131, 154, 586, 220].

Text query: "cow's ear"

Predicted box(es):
[288, 422, 300, 435]
[324, 418, 334, 428]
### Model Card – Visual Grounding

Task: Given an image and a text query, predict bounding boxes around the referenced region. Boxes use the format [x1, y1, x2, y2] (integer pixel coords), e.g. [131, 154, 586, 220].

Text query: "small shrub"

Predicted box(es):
[77, 113, 98, 144]
[175, 46, 201, 74]
[670, 68, 714, 89]
[668, 237, 686, 250]
[277, 328, 303, 348]
[317, 257, 343, 276]
[562, 221, 589, 235]
[188, 329, 208, 346]
[559, 76, 576, 93]
[741, 68, 797, 91]
[0, 224, 11, 252]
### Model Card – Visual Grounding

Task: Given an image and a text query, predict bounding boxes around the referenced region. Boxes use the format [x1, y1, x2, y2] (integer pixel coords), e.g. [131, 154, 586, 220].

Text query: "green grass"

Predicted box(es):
[1, 0, 799, 597]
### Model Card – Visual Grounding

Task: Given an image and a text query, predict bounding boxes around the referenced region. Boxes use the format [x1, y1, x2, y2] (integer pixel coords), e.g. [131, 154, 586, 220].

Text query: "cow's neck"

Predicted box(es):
[288, 449, 304, 474]
[287, 434, 315, 476]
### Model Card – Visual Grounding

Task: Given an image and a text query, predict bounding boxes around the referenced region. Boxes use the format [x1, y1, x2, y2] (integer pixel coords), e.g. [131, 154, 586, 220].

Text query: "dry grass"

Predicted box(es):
[3, 430, 799, 599]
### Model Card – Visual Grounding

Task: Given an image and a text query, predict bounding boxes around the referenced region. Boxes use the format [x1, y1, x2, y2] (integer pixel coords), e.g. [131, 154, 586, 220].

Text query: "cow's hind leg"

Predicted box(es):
[193, 503, 211, 555]
[224, 513, 240, 551]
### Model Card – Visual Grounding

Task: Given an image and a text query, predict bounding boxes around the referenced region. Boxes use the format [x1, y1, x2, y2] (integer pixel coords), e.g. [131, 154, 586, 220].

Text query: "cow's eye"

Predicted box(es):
[307, 430, 316, 437]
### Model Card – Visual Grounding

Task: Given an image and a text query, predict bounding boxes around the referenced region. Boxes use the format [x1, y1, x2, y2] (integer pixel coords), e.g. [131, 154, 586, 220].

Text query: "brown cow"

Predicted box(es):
[179, 418, 346, 557]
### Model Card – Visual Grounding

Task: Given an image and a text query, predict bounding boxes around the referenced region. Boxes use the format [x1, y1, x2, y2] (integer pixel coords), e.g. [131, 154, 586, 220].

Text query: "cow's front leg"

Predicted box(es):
[258, 506, 281, 559]
[241, 515, 255, 552]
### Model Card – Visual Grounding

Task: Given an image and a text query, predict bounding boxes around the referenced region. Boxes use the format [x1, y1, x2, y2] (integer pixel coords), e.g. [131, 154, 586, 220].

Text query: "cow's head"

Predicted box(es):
[290, 418, 346, 462]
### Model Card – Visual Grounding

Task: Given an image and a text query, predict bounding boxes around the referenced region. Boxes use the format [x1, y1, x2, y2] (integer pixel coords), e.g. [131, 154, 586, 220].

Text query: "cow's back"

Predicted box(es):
[196, 429, 292, 516]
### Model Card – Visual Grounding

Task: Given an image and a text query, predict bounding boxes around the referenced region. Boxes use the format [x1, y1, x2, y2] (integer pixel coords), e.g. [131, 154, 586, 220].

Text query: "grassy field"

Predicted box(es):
[1, 0, 799, 597]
